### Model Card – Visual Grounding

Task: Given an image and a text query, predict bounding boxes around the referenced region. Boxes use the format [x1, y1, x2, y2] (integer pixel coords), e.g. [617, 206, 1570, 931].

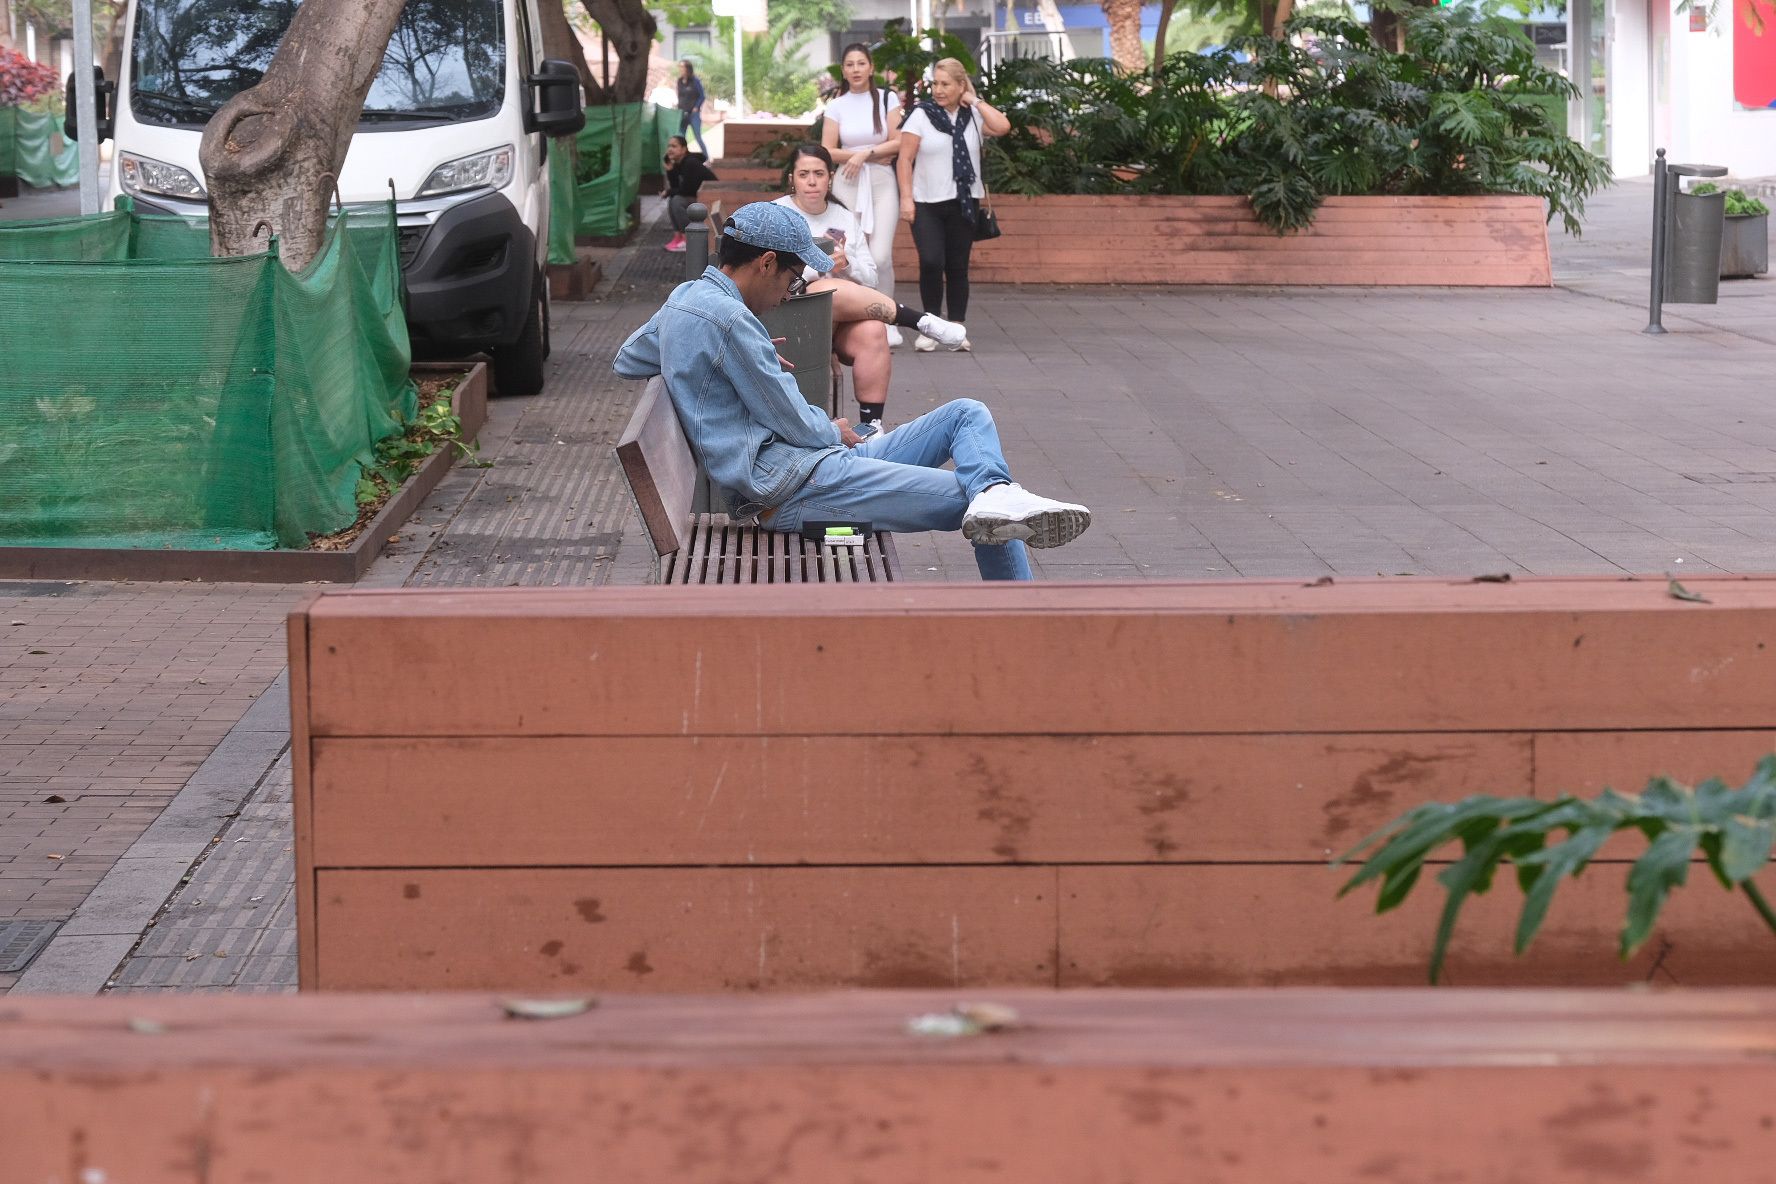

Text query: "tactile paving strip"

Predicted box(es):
[406, 230, 683, 589]
[0, 920, 59, 973]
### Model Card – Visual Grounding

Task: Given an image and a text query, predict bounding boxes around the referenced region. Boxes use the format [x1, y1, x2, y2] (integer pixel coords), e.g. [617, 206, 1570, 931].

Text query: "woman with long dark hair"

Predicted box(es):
[820, 43, 905, 345]
[676, 59, 710, 157]
[896, 58, 1010, 353]
[773, 144, 966, 424]
[661, 135, 716, 254]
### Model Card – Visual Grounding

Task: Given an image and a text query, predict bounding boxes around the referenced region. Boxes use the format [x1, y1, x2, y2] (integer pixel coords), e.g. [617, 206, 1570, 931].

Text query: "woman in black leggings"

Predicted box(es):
[896, 58, 1010, 352]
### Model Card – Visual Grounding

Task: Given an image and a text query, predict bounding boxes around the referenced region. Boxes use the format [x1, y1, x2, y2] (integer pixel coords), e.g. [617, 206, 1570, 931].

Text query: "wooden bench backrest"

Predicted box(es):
[615, 376, 695, 558]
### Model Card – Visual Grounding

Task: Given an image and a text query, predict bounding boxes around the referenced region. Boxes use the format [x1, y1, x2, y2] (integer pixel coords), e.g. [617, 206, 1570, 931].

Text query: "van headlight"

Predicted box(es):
[418, 146, 514, 197]
[119, 152, 207, 200]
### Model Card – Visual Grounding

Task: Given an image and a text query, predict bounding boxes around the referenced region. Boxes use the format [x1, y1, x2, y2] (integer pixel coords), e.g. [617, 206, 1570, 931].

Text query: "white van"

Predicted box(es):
[79, 0, 585, 395]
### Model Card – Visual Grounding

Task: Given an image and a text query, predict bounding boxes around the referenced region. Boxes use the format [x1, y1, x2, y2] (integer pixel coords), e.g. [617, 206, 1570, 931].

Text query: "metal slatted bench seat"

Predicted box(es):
[616, 376, 900, 584]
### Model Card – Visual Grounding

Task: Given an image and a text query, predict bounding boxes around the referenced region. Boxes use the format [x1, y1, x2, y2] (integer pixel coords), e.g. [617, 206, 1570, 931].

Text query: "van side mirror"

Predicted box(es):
[63, 66, 116, 143]
[526, 60, 586, 137]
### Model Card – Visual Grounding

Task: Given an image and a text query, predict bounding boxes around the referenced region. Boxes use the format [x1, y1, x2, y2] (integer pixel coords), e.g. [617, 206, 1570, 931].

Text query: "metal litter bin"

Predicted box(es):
[1646, 150, 1728, 332]
[758, 288, 835, 415]
[1667, 183, 1726, 303]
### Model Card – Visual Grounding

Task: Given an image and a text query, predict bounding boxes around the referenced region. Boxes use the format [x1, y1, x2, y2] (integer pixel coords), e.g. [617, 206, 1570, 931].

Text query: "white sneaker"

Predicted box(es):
[885, 325, 904, 348]
[949, 330, 971, 352]
[962, 483, 1091, 549]
[913, 333, 938, 352]
[916, 313, 967, 349]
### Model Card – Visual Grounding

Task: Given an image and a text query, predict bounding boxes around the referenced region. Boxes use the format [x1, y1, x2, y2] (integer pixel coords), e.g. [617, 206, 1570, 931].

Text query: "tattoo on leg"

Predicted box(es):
[864, 302, 892, 324]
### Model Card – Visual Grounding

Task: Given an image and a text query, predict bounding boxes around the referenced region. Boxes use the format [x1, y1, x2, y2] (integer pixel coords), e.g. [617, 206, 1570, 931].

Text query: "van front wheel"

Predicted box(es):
[492, 269, 548, 396]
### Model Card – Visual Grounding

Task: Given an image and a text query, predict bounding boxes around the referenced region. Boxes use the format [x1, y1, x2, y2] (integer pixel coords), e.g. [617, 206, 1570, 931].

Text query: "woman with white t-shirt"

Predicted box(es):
[821, 43, 906, 345]
[897, 58, 1010, 352]
[772, 144, 967, 424]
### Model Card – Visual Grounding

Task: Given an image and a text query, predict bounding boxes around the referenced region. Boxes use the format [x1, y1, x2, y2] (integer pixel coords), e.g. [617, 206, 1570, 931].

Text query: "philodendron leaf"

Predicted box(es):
[1621, 827, 1700, 958]
[1512, 823, 1614, 955]
[1428, 832, 1511, 983]
[1720, 814, 1776, 883]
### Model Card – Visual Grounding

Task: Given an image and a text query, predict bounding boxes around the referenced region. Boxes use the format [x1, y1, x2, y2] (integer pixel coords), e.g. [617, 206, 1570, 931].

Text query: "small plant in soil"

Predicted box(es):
[354, 388, 483, 509]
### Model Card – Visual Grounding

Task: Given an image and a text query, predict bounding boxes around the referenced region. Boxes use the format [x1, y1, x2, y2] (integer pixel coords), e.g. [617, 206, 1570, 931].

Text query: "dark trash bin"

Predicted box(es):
[758, 288, 835, 414]
[1666, 184, 1726, 303]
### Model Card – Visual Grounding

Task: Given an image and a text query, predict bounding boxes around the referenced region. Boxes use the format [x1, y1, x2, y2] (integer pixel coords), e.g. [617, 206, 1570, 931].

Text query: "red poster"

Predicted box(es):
[1736, 0, 1776, 107]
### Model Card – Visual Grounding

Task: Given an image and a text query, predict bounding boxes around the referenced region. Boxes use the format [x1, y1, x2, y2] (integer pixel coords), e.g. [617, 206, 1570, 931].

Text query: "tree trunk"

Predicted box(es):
[539, 0, 599, 103]
[1370, 0, 1433, 51]
[102, 0, 128, 88]
[1101, 0, 1147, 69]
[198, 0, 407, 268]
[1271, 0, 1294, 37]
[579, 0, 655, 103]
[1151, 0, 1176, 74]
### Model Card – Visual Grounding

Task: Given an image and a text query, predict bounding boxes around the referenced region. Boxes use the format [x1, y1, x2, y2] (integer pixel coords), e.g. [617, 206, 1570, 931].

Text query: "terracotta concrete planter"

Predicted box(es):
[719, 119, 811, 161]
[294, 576, 1776, 992]
[698, 188, 1553, 286]
[890, 194, 1554, 286]
[1721, 212, 1769, 279]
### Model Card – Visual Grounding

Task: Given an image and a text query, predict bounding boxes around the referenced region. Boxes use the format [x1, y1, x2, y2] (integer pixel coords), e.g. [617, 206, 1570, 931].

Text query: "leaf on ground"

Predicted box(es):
[953, 1002, 1023, 1032]
[501, 997, 597, 1021]
[1471, 572, 1513, 583]
[1667, 577, 1710, 603]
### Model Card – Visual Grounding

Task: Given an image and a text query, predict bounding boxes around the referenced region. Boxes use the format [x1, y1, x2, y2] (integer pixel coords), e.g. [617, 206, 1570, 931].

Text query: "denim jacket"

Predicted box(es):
[614, 266, 842, 511]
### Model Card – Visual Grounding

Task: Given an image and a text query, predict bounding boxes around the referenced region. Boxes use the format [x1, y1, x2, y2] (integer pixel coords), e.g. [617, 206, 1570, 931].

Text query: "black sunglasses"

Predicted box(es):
[787, 273, 810, 297]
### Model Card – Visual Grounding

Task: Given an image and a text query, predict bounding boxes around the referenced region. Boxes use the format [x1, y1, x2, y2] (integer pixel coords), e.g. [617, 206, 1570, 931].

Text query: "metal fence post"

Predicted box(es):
[685, 201, 709, 281]
[1645, 149, 1669, 335]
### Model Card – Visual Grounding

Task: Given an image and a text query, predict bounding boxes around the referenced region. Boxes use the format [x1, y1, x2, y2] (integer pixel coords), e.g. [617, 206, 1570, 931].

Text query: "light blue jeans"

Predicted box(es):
[769, 399, 1034, 581]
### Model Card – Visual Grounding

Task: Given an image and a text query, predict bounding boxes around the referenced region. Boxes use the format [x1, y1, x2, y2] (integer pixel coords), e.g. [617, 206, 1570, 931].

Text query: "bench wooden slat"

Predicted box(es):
[615, 378, 696, 560]
[616, 377, 900, 583]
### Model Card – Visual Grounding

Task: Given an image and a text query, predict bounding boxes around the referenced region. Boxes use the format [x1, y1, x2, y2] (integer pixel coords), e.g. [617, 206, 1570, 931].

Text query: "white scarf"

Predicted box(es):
[847, 162, 887, 240]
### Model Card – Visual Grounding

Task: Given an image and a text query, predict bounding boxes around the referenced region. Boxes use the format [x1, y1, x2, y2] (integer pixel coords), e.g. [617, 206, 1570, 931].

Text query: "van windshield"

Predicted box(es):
[130, 0, 506, 127]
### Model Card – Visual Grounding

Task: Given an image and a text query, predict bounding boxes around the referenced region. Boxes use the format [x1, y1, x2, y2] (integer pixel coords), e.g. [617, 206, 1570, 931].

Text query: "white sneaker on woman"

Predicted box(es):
[948, 328, 971, 352]
[885, 325, 904, 348]
[962, 483, 1092, 549]
[916, 313, 967, 348]
[913, 333, 938, 352]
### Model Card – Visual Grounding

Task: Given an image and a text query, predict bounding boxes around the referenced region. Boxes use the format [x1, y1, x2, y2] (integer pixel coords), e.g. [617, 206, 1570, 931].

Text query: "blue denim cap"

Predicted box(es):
[721, 202, 834, 273]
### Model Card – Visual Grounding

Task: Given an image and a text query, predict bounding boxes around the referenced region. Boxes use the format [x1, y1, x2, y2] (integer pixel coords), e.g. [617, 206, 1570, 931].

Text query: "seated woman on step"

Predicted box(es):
[770, 144, 965, 425]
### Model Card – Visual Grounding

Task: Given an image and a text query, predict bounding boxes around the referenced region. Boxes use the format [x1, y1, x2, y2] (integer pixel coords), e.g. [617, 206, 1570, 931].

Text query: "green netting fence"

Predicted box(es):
[547, 102, 685, 262]
[0, 201, 416, 551]
[0, 107, 80, 189]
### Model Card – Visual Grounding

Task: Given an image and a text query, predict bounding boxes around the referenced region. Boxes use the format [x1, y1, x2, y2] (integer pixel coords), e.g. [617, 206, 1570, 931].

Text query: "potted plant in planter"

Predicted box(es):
[1692, 183, 1769, 278]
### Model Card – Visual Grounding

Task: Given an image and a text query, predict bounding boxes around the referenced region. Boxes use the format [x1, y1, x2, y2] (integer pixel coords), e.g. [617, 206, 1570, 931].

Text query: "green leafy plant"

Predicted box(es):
[572, 140, 613, 187]
[980, 53, 1233, 197]
[1336, 758, 1776, 984]
[355, 390, 480, 508]
[1691, 183, 1771, 217]
[976, 4, 1609, 235]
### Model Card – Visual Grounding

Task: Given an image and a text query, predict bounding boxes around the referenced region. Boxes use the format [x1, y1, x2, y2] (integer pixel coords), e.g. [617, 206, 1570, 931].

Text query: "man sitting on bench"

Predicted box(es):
[614, 203, 1090, 580]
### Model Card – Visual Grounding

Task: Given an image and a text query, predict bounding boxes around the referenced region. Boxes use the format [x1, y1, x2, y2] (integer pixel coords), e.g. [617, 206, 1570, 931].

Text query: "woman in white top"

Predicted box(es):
[821, 43, 906, 344]
[772, 144, 967, 424]
[897, 58, 1011, 352]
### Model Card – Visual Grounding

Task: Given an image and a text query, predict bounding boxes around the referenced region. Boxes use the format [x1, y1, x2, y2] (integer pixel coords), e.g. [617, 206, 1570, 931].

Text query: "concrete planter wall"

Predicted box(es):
[890, 194, 1555, 286]
[698, 185, 1554, 287]
[1721, 212, 1770, 279]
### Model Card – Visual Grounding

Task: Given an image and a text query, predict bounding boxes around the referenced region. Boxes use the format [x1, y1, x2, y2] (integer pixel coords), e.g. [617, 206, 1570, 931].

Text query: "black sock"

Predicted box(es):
[857, 402, 885, 424]
[892, 304, 925, 330]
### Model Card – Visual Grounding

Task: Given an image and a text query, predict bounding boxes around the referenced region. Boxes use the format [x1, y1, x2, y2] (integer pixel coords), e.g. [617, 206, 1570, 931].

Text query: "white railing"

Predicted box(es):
[977, 29, 1073, 72]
